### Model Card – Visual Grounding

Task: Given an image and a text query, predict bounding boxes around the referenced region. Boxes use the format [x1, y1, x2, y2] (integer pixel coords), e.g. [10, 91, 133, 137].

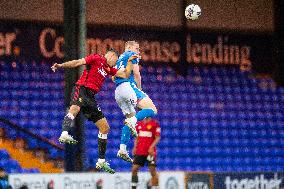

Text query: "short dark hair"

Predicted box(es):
[107, 48, 119, 57]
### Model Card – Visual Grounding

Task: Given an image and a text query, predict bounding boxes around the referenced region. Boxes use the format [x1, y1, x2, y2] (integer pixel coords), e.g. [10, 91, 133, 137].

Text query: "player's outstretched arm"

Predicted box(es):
[51, 58, 86, 72]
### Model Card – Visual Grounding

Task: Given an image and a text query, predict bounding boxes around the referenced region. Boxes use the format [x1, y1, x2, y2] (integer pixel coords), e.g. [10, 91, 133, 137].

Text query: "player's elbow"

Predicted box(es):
[100, 125, 110, 134]
[75, 58, 86, 67]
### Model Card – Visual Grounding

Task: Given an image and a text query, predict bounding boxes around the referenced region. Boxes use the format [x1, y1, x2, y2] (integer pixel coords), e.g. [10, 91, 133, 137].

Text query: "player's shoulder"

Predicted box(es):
[117, 52, 126, 61]
[86, 53, 101, 61]
[121, 51, 136, 58]
[150, 119, 160, 127]
[136, 121, 143, 126]
[95, 54, 105, 60]
[136, 121, 144, 128]
[96, 54, 107, 64]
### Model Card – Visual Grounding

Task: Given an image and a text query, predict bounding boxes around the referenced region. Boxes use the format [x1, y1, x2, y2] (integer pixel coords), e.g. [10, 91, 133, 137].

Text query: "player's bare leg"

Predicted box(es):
[149, 165, 159, 189]
[137, 97, 157, 114]
[131, 164, 141, 189]
[59, 105, 80, 144]
[95, 118, 115, 174]
[117, 112, 136, 163]
[124, 112, 138, 137]
[125, 96, 158, 129]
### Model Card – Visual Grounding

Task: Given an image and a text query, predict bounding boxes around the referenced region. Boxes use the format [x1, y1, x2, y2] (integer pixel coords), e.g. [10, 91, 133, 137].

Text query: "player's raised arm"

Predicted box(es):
[51, 58, 86, 72]
[133, 63, 142, 90]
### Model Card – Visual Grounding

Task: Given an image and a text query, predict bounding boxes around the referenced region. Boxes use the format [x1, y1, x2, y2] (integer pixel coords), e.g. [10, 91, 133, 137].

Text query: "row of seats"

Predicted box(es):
[0, 61, 283, 172]
[0, 149, 40, 173]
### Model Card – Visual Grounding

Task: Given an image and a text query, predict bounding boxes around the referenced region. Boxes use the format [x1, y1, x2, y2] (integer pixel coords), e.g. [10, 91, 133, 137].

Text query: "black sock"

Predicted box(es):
[131, 175, 138, 189]
[98, 133, 108, 159]
[62, 114, 74, 132]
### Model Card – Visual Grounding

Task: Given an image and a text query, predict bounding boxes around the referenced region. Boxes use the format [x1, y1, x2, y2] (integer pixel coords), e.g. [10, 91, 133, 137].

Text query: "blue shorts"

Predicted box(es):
[130, 82, 148, 100]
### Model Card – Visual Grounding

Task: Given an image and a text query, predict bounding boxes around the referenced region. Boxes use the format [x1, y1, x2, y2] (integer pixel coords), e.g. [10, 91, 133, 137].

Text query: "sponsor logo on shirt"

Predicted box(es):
[146, 124, 152, 130]
[139, 131, 152, 137]
[98, 67, 108, 77]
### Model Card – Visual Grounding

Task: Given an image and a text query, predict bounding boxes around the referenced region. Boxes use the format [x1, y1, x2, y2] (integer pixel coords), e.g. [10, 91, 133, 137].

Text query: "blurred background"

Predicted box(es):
[0, 0, 283, 188]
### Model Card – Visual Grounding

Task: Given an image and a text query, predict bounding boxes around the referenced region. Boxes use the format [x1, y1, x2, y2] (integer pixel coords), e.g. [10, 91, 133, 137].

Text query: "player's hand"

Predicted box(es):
[51, 63, 61, 72]
[111, 76, 116, 82]
[148, 147, 155, 156]
[128, 54, 141, 62]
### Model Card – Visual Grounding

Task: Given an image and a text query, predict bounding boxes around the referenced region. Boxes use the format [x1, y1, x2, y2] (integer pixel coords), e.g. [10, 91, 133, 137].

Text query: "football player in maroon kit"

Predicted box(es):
[131, 118, 161, 189]
[51, 49, 137, 173]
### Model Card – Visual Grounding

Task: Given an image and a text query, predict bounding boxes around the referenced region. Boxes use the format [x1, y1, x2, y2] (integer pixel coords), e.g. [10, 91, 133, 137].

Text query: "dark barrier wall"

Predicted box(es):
[0, 0, 274, 32]
[0, 21, 273, 74]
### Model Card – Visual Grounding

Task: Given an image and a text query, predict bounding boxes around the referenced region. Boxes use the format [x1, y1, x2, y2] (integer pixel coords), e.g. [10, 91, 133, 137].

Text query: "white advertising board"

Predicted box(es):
[160, 172, 185, 189]
[9, 171, 185, 189]
[9, 172, 151, 189]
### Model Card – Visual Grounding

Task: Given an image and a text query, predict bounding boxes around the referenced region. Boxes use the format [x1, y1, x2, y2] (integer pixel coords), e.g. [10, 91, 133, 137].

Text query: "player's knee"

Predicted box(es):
[96, 118, 110, 134]
[69, 105, 80, 116]
[100, 125, 110, 134]
[152, 106, 158, 114]
[148, 102, 158, 114]
[147, 106, 157, 115]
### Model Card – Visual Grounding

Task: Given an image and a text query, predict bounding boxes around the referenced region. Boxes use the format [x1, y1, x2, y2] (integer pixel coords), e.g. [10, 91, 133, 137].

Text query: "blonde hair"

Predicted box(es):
[125, 41, 139, 49]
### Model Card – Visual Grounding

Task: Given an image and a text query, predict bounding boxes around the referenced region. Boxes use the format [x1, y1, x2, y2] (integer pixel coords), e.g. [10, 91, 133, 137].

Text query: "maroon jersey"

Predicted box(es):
[135, 119, 161, 156]
[76, 54, 117, 92]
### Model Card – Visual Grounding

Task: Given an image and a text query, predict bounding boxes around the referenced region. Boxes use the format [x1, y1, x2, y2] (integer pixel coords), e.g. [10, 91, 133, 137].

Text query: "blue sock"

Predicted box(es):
[120, 125, 131, 146]
[136, 108, 156, 121]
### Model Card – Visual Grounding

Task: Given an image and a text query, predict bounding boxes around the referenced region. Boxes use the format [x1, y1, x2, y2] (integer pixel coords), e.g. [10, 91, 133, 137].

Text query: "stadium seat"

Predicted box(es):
[1, 62, 284, 172]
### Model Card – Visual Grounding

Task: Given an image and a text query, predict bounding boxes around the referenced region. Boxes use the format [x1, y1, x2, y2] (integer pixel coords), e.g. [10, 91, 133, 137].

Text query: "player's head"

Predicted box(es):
[105, 48, 119, 67]
[125, 41, 140, 54]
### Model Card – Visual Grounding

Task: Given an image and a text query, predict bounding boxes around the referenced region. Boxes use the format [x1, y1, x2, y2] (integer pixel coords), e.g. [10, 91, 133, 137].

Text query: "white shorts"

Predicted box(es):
[115, 82, 137, 115]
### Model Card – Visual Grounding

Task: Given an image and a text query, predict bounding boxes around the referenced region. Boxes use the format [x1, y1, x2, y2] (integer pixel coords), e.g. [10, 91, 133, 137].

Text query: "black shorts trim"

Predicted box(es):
[70, 85, 105, 123]
[133, 155, 156, 167]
